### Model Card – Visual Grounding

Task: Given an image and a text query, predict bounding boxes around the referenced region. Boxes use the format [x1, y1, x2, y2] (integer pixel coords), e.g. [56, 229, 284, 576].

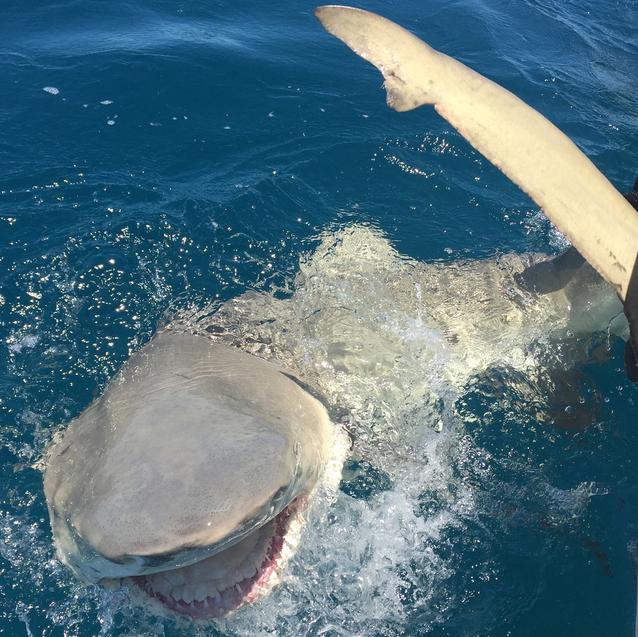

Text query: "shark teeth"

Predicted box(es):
[131, 498, 306, 619]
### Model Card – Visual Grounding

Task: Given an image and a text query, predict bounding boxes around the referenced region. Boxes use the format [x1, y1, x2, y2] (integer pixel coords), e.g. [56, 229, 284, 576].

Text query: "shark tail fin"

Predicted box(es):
[316, 5, 638, 381]
[315, 5, 439, 111]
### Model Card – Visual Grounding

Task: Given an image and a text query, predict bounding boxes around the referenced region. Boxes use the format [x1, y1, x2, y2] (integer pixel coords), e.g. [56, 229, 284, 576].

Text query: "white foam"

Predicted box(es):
[8, 334, 39, 353]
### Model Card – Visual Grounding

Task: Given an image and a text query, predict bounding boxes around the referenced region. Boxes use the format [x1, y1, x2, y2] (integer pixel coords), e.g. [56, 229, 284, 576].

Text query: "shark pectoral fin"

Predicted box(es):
[515, 247, 586, 295]
[315, 5, 638, 300]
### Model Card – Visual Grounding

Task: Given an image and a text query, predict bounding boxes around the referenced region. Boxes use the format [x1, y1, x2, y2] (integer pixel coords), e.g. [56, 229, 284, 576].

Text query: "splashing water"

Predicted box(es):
[1, 221, 633, 636]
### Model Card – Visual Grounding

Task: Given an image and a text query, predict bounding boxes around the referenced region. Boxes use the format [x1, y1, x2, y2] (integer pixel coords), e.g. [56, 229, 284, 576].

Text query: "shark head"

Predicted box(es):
[43, 331, 339, 619]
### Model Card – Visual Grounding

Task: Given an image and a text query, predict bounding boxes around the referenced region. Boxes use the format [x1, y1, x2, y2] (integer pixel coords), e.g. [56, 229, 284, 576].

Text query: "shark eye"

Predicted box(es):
[269, 485, 291, 511]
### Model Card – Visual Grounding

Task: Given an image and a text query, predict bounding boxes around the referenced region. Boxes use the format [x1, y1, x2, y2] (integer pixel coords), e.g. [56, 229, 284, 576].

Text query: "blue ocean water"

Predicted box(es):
[1, 0, 638, 635]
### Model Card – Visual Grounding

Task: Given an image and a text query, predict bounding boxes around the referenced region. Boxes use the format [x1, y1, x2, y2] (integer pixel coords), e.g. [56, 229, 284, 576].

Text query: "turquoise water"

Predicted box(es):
[1, 0, 638, 635]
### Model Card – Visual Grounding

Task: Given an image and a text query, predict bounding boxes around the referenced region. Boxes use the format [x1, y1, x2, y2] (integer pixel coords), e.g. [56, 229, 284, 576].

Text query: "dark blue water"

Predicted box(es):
[1, 1, 637, 635]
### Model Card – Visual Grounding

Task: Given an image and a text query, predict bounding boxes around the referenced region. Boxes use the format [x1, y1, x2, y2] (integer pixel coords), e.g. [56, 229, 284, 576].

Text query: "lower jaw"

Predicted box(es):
[131, 499, 304, 620]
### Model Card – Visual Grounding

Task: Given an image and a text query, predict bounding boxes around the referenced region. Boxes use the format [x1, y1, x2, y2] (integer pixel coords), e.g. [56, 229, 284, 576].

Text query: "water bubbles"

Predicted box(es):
[8, 334, 39, 354]
[15, 601, 35, 637]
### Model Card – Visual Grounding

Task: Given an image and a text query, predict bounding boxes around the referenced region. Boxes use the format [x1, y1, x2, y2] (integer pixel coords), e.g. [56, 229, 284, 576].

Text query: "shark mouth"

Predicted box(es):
[130, 499, 305, 620]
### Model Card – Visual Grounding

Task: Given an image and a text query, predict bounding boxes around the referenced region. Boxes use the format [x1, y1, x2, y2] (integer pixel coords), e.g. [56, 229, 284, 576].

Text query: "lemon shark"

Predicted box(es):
[42, 5, 638, 626]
